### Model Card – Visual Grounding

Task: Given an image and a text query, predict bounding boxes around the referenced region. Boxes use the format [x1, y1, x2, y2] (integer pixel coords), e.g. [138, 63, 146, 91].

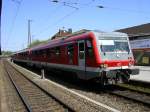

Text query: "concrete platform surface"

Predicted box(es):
[130, 66, 150, 83]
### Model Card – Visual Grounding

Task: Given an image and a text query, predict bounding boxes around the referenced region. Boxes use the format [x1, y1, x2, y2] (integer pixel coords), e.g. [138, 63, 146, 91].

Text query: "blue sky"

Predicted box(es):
[2, 0, 150, 51]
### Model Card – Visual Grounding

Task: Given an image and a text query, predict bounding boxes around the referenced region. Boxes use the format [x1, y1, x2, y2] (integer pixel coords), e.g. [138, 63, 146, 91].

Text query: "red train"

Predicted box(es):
[12, 30, 139, 85]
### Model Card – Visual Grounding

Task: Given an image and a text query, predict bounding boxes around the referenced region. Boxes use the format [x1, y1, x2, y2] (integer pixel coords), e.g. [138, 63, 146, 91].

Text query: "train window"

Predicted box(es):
[33, 51, 36, 56]
[36, 51, 38, 56]
[41, 50, 46, 57]
[67, 45, 73, 56]
[86, 40, 93, 57]
[39, 50, 42, 56]
[46, 49, 50, 56]
[50, 48, 55, 57]
[79, 42, 85, 59]
[43, 50, 47, 57]
[67, 45, 74, 64]
[55, 47, 60, 56]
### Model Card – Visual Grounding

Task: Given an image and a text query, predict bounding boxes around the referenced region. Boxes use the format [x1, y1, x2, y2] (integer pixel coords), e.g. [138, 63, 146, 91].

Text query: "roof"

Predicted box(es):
[15, 30, 129, 53]
[51, 29, 72, 40]
[116, 23, 150, 36]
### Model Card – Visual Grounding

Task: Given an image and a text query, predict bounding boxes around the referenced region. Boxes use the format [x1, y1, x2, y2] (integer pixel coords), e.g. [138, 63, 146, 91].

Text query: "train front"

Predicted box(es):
[95, 32, 139, 84]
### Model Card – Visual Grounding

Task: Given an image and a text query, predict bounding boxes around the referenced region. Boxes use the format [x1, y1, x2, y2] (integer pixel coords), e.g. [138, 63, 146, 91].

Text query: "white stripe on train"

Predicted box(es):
[13, 59, 130, 72]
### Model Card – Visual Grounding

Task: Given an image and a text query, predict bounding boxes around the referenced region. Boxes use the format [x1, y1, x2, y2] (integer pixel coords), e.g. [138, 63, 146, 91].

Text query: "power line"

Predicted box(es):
[51, 0, 95, 7]
[5, 0, 23, 47]
[34, 8, 79, 36]
[102, 6, 150, 14]
[33, 0, 150, 39]
[38, 4, 63, 29]
[34, 0, 96, 36]
[11, 0, 22, 4]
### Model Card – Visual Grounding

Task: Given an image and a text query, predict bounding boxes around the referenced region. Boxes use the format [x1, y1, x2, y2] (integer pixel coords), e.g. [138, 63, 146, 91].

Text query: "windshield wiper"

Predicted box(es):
[100, 45, 106, 55]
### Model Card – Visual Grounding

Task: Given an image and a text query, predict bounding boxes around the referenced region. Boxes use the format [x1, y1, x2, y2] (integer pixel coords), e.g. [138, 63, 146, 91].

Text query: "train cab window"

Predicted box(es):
[86, 40, 93, 57]
[79, 42, 85, 59]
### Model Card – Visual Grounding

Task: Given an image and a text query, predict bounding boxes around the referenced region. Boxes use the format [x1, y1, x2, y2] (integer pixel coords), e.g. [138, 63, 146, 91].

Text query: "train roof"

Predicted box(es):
[13, 48, 29, 55]
[93, 30, 128, 37]
[14, 30, 128, 54]
[30, 30, 92, 51]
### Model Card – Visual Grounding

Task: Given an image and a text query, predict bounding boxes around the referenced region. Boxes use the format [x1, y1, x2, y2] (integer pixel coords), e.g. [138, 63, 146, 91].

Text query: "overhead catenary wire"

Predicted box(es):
[34, 8, 79, 37]
[5, 0, 23, 46]
[11, 0, 22, 4]
[51, 0, 96, 8]
[34, 0, 96, 37]
[6, 0, 150, 49]
[33, 0, 150, 40]
[101, 5, 150, 14]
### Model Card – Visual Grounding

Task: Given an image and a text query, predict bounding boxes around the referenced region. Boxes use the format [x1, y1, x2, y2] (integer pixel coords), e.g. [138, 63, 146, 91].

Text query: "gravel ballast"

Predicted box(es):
[11, 61, 150, 112]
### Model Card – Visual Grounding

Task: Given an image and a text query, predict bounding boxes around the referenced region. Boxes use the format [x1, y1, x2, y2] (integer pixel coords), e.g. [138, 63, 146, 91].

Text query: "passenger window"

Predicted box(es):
[43, 50, 47, 57]
[46, 49, 50, 57]
[67, 45, 74, 64]
[79, 42, 85, 59]
[50, 48, 55, 57]
[56, 47, 60, 56]
[86, 40, 93, 57]
[67, 45, 74, 58]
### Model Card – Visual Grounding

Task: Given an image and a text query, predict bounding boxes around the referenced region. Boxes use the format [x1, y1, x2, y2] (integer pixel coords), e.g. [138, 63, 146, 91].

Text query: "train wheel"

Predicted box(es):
[117, 71, 130, 83]
[100, 72, 107, 86]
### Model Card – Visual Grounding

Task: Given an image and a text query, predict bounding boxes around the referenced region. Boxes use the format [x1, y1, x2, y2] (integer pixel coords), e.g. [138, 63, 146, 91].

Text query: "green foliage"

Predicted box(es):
[28, 39, 48, 48]
[1, 51, 13, 56]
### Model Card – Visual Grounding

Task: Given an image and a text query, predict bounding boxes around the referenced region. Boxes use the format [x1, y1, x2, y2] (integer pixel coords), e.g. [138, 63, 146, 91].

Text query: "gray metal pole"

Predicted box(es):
[28, 20, 32, 47]
[0, 0, 2, 55]
[41, 69, 45, 79]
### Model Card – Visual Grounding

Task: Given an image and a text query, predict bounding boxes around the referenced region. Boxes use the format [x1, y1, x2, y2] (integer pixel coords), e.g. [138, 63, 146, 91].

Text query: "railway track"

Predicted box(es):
[105, 85, 150, 107]
[10, 61, 150, 112]
[3, 61, 73, 112]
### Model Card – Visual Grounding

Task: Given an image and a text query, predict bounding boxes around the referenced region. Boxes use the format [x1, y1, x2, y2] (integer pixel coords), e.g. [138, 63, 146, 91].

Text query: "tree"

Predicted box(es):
[2, 51, 13, 56]
[27, 39, 48, 48]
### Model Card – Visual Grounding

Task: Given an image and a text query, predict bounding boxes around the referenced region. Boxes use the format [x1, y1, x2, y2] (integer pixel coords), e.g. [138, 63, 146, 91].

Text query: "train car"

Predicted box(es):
[12, 30, 139, 85]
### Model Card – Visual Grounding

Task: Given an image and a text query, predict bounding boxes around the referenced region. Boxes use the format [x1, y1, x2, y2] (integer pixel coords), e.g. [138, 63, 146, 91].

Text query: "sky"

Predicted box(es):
[1, 0, 150, 51]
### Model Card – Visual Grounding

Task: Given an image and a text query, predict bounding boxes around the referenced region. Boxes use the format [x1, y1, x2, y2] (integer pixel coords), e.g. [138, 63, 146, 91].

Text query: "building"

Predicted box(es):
[117, 23, 150, 66]
[51, 28, 72, 40]
[51, 29, 89, 40]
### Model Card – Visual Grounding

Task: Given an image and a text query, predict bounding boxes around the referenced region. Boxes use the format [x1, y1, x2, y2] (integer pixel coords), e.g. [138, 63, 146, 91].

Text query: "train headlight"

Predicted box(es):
[100, 64, 108, 68]
[128, 62, 133, 67]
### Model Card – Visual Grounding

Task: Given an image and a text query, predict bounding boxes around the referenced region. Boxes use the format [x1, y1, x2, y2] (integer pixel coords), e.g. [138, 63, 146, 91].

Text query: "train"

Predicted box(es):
[12, 30, 139, 85]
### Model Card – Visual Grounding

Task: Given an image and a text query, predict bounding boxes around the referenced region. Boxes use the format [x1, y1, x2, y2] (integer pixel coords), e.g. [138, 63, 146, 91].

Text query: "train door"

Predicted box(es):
[78, 40, 86, 79]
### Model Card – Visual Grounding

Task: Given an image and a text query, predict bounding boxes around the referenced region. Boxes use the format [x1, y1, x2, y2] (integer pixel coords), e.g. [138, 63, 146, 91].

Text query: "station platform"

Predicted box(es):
[130, 66, 150, 83]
